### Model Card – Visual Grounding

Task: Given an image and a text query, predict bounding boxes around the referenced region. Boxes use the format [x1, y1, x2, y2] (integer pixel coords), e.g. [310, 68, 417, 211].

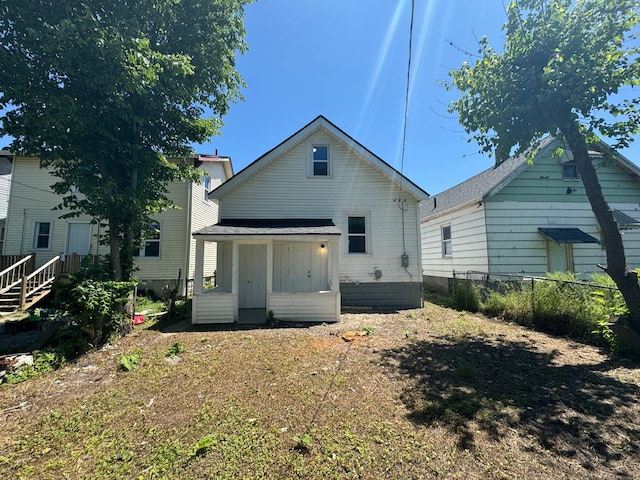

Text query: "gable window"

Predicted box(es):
[348, 216, 367, 253]
[312, 145, 329, 176]
[33, 222, 51, 249]
[135, 222, 161, 258]
[442, 225, 452, 257]
[562, 162, 579, 180]
[203, 175, 211, 202]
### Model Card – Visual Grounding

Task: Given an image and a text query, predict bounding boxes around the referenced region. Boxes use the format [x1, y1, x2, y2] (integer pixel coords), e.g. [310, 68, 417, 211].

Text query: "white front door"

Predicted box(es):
[288, 243, 311, 292]
[67, 223, 91, 255]
[238, 244, 267, 309]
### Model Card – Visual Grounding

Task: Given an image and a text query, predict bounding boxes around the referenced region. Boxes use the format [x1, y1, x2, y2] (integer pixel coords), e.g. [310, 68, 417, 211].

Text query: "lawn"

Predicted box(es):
[1, 303, 639, 479]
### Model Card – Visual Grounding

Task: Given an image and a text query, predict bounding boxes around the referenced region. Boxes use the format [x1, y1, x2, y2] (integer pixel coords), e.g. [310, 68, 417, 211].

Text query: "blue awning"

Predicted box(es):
[538, 227, 600, 244]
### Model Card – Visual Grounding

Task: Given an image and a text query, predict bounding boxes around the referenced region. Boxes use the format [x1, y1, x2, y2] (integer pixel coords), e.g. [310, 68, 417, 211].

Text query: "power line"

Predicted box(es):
[399, 0, 415, 181]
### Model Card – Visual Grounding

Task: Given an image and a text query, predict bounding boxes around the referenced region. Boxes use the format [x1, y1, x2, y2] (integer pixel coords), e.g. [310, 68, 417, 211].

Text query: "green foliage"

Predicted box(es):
[119, 353, 141, 372]
[55, 275, 136, 347]
[362, 326, 375, 336]
[189, 434, 215, 458]
[2, 349, 64, 385]
[165, 342, 185, 358]
[478, 273, 624, 350]
[291, 433, 313, 452]
[0, 0, 251, 280]
[453, 279, 481, 312]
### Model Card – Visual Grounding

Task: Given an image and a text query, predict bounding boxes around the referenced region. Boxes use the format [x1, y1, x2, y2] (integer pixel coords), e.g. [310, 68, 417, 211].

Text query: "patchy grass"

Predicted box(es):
[1, 304, 639, 479]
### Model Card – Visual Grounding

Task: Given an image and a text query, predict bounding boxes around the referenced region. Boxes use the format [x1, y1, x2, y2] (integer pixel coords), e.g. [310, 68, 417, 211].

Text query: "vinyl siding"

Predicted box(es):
[4, 156, 222, 284]
[219, 129, 421, 284]
[420, 202, 489, 278]
[187, 162, 225, 281]
[485, 201, 640, 276]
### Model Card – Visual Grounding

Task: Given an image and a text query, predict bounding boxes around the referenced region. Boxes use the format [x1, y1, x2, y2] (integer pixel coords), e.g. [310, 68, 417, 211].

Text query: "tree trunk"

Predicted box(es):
[109, 223, 123, 281]
[560, 118, 640, 332]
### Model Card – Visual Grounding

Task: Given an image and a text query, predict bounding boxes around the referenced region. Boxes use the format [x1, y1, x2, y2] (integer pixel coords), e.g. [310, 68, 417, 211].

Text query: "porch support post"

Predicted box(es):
[194, 238, 205, 295]
[231, 241, 239, 321]
[266, 240, 273, 298]
[330, 238, 340, 292]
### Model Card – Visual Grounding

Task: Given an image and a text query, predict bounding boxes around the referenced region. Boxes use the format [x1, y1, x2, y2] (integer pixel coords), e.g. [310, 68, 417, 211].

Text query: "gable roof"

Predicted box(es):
[420, 137, 640, 220]
[210, 115, 429, 201]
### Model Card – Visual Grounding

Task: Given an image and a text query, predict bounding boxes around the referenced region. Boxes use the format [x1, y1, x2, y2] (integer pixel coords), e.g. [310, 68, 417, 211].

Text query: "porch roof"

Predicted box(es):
[193, 218, 342, 237]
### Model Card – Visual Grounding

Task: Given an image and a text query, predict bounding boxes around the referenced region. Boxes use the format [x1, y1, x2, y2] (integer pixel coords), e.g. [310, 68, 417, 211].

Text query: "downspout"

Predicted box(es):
[183, 181, 193, 297]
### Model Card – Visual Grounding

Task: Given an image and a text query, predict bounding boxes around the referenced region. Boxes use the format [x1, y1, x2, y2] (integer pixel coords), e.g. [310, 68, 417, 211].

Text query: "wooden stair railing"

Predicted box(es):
[19, 255, 64, 311]
[0, 254, 35, 295]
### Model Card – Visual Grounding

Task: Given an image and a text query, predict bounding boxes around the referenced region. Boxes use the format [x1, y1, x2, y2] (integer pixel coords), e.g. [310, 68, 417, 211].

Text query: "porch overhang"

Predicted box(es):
[613, 210, 640, 230]
[538, 227, 600, 244]
[193, 218, 342, 240]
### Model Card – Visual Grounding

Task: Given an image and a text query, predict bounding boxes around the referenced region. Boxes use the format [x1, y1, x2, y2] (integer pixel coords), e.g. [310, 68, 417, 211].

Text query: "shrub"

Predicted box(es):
[55, 278, 136, 347]
[452, 279, 481, 312]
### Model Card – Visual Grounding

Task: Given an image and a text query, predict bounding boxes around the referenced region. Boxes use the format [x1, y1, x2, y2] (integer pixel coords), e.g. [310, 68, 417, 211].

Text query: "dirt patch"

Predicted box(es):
[1, 304, 639, 479]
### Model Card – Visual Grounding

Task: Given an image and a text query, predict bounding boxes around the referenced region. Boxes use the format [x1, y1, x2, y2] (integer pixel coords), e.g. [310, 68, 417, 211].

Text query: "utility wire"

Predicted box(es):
[399, 0, 415, 183]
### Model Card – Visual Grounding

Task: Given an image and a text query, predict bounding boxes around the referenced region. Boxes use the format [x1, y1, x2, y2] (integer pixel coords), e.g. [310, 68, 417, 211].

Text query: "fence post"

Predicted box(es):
[531, 277, 535, 317]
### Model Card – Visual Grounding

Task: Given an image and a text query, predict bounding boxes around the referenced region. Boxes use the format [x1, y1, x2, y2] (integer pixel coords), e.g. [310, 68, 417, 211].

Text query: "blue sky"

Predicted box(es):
[203, 0, 640, 196]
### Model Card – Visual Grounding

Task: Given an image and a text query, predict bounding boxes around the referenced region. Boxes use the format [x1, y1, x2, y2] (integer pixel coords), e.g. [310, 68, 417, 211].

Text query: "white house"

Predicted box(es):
[191, 116, 429, 324]
[420, 137, 640, 291]
[2, 153, 233, 296]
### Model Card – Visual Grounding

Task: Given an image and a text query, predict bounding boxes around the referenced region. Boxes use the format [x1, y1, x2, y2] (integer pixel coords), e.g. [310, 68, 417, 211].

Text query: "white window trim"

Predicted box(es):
[307, 142, 332, 178]
[442, 225, 452, 258]
[203, 175, 211, 203]
[562, 161, 580, 180]
[345, 212, 371, 255]
[32, 221, 52, 250]
[135, 222, 161, 258]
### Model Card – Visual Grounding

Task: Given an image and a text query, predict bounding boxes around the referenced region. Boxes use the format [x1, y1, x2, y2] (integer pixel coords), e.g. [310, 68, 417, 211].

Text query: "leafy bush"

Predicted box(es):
[452, 279, 481, 312]
[55, 277, 136, 347]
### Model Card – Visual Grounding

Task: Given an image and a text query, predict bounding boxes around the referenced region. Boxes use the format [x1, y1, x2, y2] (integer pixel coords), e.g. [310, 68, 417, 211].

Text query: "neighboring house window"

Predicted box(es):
[442, 225, 452, 257]
[203, 175, 211, 202]
[562, 162, 579, 180]
[312, 145, 329, 176]
[348, 216, 367, 253]
[33, 222, 52, 249]
[135, 222, 161, 258]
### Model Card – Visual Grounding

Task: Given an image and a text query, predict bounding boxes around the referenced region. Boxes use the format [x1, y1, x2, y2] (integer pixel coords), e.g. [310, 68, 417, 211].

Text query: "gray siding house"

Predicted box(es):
[421, 137, 640, 290]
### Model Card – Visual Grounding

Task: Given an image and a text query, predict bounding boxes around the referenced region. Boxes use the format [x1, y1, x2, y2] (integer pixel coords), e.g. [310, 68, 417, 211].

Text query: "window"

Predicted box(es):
[442, 225, 452, 257]
[312, 145, 329, 176]
[348, 216, 367, 253]
[135, 222, 160, 258]
[33, 222, 51, 249]
[562, 162, 579, 180]
[203, 175, 211, 202]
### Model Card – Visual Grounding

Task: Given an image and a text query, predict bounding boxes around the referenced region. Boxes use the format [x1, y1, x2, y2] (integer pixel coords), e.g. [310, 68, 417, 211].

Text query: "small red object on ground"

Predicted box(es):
[133, 315, 145, 325]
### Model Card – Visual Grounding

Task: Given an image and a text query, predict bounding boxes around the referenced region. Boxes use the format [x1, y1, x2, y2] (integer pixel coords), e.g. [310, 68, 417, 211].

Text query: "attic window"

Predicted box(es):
[562, 162, 579, 180]
[312, 145, 329, 176]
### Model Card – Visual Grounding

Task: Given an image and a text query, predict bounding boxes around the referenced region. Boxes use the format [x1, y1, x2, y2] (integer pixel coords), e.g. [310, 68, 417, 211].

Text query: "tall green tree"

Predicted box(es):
[0, 0, 250, 280]
[448, 0, 640, 339]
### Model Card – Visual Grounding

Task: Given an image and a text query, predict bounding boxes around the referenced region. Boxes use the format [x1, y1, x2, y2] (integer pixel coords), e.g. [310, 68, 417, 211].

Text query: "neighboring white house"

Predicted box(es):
[2, 153, 233, 296]
[0, 151, 13, 254]
[420, 137, 640, 291]
[191, 116, 429, 324]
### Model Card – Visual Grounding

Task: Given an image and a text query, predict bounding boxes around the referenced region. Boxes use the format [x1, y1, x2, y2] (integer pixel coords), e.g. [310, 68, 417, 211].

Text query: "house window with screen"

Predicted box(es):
[442, 225, 452, 257]
[135, 222, 161, 258]
[312, 145, 329, 176]
[348, 216, 367, 253]
[203, 175, 211, 202]
[33, 222, 51, 249]
[562, 162, 579, 180]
